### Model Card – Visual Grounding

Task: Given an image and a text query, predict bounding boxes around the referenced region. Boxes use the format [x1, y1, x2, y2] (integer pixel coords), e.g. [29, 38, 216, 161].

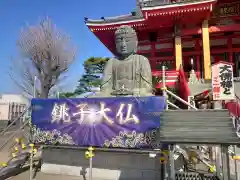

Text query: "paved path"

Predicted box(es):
[7, 171, 84, 180]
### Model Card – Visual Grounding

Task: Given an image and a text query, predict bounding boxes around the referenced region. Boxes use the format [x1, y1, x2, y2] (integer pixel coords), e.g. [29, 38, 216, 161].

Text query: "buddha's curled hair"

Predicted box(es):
[115, 25, 137, 39]
[115, 25, 138, 54]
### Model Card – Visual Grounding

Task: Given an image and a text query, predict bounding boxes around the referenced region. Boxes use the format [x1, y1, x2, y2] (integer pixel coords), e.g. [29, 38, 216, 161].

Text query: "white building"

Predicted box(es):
[0, 94, 29, 122]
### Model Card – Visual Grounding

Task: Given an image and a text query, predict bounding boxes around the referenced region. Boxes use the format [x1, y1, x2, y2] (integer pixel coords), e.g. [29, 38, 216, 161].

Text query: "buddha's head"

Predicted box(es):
[115, 25, 138, 58]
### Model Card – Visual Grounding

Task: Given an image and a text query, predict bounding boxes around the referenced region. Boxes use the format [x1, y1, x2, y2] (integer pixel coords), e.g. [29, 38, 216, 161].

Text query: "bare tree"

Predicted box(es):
[9, 18, 76, 98]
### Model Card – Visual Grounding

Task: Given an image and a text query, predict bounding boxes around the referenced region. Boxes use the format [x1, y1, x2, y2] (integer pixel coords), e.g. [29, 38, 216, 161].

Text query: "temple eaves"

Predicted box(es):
[84, 0, 217, 26]
[140, 0, 216, 9]
[84, 13, 144, 26]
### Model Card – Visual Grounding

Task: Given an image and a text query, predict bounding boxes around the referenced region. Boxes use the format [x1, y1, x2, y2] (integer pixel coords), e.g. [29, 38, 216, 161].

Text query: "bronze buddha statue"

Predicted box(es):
[95, 25, 153, 97]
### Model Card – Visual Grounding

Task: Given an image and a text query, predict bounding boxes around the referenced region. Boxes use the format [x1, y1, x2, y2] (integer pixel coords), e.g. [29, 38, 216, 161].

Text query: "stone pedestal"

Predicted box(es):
[41, 147, 162, 180]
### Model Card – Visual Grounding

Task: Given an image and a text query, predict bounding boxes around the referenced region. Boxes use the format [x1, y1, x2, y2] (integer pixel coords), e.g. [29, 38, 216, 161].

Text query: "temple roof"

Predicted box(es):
[85, 13, 144, 26]
[140, 0, 213, 8]
[84, 0, 217, 55]
[85, 0, 217, 27]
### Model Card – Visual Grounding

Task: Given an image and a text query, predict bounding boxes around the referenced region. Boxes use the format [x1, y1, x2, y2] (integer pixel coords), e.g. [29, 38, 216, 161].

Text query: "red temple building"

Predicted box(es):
[85, 0, 240, 88]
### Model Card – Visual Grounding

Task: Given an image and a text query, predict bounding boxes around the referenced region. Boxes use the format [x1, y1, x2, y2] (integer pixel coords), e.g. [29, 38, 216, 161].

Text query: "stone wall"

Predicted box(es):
[41, 147, 162, 180]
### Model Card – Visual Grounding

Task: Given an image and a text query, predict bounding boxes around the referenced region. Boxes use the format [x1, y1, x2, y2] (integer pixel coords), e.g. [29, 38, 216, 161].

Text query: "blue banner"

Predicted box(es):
[31, 96, 166, 148]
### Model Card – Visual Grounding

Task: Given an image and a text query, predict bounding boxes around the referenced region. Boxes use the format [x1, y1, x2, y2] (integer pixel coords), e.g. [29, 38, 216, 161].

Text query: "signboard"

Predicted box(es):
[187, 96, 195, 109]
[211, 62, 234, 101]
[31, 96, 166, 148]
[212, 2, 240, 18]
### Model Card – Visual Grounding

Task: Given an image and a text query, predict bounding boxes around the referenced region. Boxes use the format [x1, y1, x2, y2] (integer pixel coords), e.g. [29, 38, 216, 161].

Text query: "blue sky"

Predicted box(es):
[0, 0, 136, 94]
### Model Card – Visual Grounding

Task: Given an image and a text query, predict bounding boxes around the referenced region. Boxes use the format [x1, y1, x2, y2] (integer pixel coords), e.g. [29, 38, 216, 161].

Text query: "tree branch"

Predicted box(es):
[10, 18, 76, 98]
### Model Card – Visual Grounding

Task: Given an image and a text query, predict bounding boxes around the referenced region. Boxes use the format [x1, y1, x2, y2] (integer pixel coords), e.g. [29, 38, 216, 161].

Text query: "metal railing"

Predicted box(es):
[0, 106, 31, 151]
[233, 95, 240, 180]
[224, 94, 240, 180]
[0, 121, 29, 150]
[0, 106, 30, 136]
[161, 66, 198, 110]
[0, 105, 34, 180]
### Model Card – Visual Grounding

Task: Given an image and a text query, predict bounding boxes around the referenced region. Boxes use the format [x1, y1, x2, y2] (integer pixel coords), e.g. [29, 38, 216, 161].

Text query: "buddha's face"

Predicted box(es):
[115, 26, 137, 57]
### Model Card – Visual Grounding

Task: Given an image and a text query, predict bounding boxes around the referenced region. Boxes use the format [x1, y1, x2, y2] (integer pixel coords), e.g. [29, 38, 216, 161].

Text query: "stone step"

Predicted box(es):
[153, 70, 179, 88]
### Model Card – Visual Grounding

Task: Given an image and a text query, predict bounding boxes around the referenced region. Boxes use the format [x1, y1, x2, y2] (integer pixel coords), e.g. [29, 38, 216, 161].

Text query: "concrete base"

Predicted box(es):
[41, 163, 122, 179]
[41, 147, 162, 180]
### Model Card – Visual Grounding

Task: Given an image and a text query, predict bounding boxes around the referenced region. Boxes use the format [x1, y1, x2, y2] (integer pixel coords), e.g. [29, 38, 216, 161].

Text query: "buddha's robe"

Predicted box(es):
[100, 54, 153, 97]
